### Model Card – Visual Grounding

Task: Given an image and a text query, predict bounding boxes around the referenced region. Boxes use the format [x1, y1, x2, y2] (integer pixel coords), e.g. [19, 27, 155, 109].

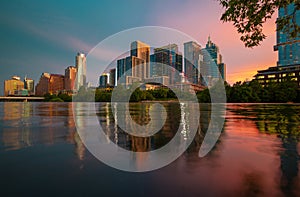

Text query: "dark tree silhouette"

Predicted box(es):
[218, 0, 300, 47]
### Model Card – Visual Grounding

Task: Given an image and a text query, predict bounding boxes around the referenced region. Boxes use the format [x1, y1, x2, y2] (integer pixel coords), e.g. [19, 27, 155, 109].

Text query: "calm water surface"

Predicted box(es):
[0, 102, 300, 197]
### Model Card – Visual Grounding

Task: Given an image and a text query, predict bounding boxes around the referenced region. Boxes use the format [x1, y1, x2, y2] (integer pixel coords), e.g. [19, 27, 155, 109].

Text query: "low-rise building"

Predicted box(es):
[4, 76, 25, 96]
[254, 65, 300, 87]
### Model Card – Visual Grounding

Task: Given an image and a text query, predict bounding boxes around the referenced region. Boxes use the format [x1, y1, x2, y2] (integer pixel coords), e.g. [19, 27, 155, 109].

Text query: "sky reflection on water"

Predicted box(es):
[0, 102, 299, 197]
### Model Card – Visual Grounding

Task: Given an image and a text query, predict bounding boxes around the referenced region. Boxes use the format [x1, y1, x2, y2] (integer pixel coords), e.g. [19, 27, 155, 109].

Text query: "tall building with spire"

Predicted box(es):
[202, 36, 226, 84]
[75, 53, 86, 90]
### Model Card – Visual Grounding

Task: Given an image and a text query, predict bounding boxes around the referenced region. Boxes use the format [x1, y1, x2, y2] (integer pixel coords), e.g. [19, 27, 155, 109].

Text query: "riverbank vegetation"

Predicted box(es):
[198, 79, 300, 103]
[44, 79, 300, 103]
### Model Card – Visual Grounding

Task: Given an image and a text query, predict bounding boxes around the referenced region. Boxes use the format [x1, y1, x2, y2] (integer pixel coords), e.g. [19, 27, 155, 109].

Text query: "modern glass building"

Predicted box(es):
[274, 3, 300, 67]
[131, 41, 150, 79]
[202, 36, 226, 85]
[109, 68, 116, 87]
[117, 56, 145, 85]
[255, 3, 300, 87]
[99, 74, 108, 88]
[184, 41, 202, 84]
[150, 44, 182, 84]
[75, 53, 87, 90]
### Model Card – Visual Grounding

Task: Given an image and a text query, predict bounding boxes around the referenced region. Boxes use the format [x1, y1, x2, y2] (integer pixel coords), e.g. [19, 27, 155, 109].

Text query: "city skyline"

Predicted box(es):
[0, 0, 279, 95]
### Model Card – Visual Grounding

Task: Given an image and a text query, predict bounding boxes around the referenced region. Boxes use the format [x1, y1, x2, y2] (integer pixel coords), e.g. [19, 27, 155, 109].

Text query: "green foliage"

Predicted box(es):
[58, 93, 72, 102]
[49, 97, 64, 102]
[197, 79, 298, 103]
[44, 93, 72, 102]
[197, 89, 211, 103]
[130, 88, 142, 102]
[218, 0, 300, 47]
[95, 89, 112, 102]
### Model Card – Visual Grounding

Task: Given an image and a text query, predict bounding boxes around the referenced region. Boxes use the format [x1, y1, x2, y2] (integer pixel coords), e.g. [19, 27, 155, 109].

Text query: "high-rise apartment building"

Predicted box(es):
[49, 74, 64, 94]
[35, 73, 51, 96]
[35, 73, 65, 96]
[64, 66, 77, 92]
[75, 53, 86, 90]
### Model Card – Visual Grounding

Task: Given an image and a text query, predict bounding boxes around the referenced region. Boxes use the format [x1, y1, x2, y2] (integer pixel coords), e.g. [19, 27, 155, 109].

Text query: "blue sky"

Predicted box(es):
[0, 0, 278, 94]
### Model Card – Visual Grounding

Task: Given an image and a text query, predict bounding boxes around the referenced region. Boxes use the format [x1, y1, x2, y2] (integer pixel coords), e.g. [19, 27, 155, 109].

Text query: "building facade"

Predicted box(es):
[184, 41, 203, 85]
[99, 74, 108, 88]
[255, 65, 300, 87]
[109, 68, 116, 87]
[274, 3, 300, 67]
[64, 66, 77, 93]
[203, 36, 226, 84]
[130, 41, 150, 79]
[24, 77, 34, 95]
[35, 73, 65, 96]
[49, 74, 65, 94]
[4, 76, 25, 96]
[35, 73, 51, 96]
[255, 3, 300, 87]
[116, 41, 150, 86]
[150, 44, 183, 85]
[75, 53, 86, 90]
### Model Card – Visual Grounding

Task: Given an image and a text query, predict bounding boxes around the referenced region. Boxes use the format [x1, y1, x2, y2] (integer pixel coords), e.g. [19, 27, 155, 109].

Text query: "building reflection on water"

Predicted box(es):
[228, 104, 300, 197]
[98, 102, 186, 152]
[0, 102, 85, 161]
[1, 102, 300, 196]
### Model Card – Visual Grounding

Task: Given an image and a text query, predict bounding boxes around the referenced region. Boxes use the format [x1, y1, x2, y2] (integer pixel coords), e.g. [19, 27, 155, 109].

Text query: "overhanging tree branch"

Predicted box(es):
[218, 0, 300, 48]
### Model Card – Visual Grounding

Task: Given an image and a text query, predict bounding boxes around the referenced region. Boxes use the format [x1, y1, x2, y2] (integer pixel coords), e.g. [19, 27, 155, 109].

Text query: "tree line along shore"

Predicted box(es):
[43, 78, 300, 103]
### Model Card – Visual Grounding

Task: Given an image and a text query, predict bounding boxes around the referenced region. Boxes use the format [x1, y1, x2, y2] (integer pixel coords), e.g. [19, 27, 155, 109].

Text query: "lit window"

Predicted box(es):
[257, 75, 264, 79]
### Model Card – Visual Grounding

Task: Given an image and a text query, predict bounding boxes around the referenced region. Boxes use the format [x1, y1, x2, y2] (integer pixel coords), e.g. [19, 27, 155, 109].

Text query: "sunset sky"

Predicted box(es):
[0, 0, 279, 93]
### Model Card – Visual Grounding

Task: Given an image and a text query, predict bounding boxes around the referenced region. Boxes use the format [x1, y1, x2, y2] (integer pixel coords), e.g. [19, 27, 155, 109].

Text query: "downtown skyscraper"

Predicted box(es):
[202, 36, 226, 84]
[255, 3, 300, 87]
[274, 3, 300, 67]
[75, 53, 87, 90]
[184, 41, 202, 85]
[117, 41, 150, 85]
[150, 44, 183, 85]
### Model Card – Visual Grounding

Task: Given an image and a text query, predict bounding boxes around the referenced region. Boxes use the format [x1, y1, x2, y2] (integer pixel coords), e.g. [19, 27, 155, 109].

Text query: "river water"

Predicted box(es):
[0, 102, 300, 197]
